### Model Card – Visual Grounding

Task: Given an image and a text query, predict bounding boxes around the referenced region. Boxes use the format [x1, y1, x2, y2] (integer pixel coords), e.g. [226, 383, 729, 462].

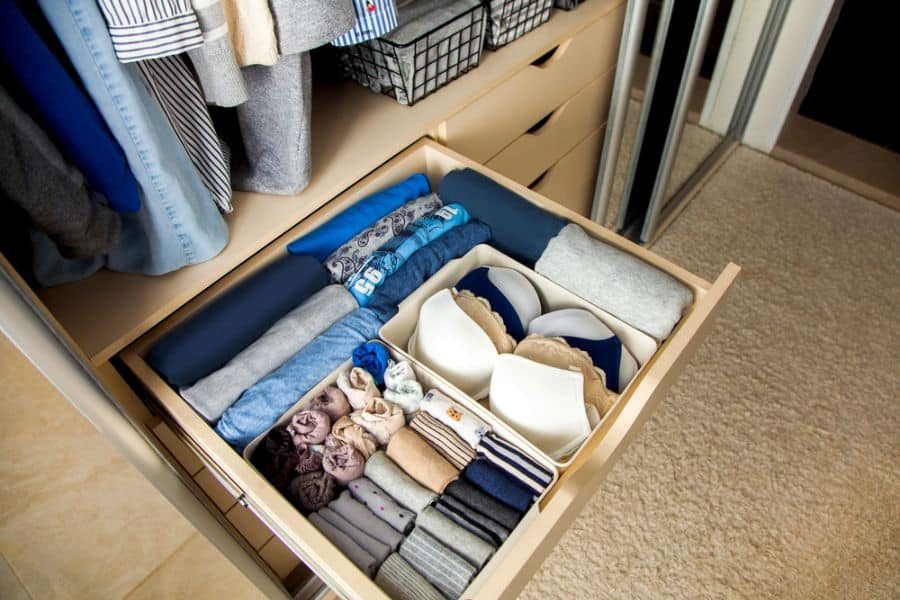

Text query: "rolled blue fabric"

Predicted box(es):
[352, 341, 391, 386]
[463, 458, 535, 513]
[216, 308, 384, 450]
[346, 203, 470, 305]
[438, 168, 566, 266]
[286, 173, 431, 260]
[148, 255, 329, 387]
[368, 220, 492, 322]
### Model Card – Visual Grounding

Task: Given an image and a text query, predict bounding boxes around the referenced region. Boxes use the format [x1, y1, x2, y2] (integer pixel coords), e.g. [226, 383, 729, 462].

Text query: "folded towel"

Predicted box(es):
[148, 254, 329, 387]
[435, 495, 508, 546]
[308, 512, 377, 577]
[330, 417, 378, 460]
[409, 412, 475, 470]
[420, 389, 490, 448]
[476, 433, 553, 495]
[535, 224, 693, 340]
[365, 451, 437, 513]
[348, 477, 415, 533]
[352, 341, 391, 385]
[290, 471, 336, 513]
[308, 385, 352, 420]
[337, 367, 379, 411]
[444, 480, 521, 530]
[287, 410, 331, 446]
[463, 458, 535, 512]
[386, 427, 459, 493]
[180, 285, 356, 422]
[317, 506, 391, 565]
[287, 173, 430, 259]
[375, 553, 444, 600]
[330, 490, 404, 550]
[350, 398, 405, 445]
[325, 193, 443, 283]
[322, 443, 365, 485]
[438, 168, 566, 266]
[399, 526, 476, 599]
[417, 506, 494, 568]
[216, 308, 384, 450]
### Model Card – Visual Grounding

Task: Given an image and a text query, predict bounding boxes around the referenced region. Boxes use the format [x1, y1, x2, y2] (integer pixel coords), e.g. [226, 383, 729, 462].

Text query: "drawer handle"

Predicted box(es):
[526, 111, 554, 135]
[529, 38, 572, 68]
[527, 98, 570, 137]
[528, 167, 551, 190]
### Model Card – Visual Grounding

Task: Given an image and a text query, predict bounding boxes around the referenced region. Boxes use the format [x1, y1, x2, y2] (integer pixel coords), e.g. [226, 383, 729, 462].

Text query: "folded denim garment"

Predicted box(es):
[215, 308, 384, 450]
[149, 254, 329, 387]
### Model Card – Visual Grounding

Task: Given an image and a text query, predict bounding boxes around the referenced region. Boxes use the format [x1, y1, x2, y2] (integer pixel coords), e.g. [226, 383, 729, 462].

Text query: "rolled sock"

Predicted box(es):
[290, 471, 336, 513]
[295, 444, 324, 474]
[476, 433, 554, 496]
[409, 412, 475, 470]
[308, 513, 377, 577]
[287, 173, 430, 260]
[180, 284, 356, 422]
[329, 418, 378, 460]
[337, 367, 379, 411]
[250, 428, 299, 492]
[346, 203, 471, 306]
[322, 444, 365, 485]
[317, 507, 391, 565]
[383, 380, 423, 414]
[420, 389, 491, 448]
[435, 496, 508, 546]
[375, 553, 444, 600]
[148, 254, 329, 388]
[308, 385, 352, 420]
[399, 527, 476, 599]
[286, 410, 331, 445]
[215, 307, 383, 450]
[384, 360, 416, 390]
[463, 458, 535, 512]
[348, 477, 415, 533]
[386, 428, 459, 493]
[349, 398, 405, 446]
[324, 193, 443, 283]
[364, 451, 437, 513]
[417, 507, 494, 568]
[444, 480, 521, 530]
[352, 341, 391, 385]
[330, 491, 404, 550]
[438, 168, 567, 266]
[368, 220, 492, 322]
[534, 223, 693, 340]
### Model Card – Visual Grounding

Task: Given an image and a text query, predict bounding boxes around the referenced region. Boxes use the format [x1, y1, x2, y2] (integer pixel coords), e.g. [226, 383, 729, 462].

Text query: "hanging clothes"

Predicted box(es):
[220, 0, 279, 67]
[96, 0, 204, 62]
[187, 0, 247, 107]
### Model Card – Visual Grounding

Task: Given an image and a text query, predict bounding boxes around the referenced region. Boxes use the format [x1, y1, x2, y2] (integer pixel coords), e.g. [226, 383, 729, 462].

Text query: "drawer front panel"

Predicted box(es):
[121, 139, 738, 599]
[438, 4, 625, 163]
[531, 125, 606, 218]
[485, 69, 614, 187]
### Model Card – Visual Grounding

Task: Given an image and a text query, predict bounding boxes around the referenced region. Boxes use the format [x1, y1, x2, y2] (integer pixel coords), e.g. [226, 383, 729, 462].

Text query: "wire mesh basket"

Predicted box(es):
[484, 0, 554, 49]
[554, 0, 583, 9]
[336, 2, 487, 106]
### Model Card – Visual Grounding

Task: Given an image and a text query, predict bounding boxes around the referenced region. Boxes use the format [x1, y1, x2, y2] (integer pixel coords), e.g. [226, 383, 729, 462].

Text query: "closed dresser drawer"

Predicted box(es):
[531, 126, 605, 217]
[120, 139, 738, 600]
[436, 2, 625, 163]
[485, 69, 614, 187]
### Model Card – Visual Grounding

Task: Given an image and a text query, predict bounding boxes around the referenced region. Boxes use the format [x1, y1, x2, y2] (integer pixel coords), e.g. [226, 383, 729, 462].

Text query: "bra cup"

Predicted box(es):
[409, 289, 499, 399]
[484, 267, 542, 329]
[489, 354, 591, 460]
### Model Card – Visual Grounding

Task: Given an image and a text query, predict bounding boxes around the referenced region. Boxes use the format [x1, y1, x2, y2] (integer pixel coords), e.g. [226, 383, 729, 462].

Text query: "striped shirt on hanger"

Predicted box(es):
[332, 0, 399, 46]
[475, 433, 553, 495]
[137, 55, 233, 213]
[97, 0, 204, 62]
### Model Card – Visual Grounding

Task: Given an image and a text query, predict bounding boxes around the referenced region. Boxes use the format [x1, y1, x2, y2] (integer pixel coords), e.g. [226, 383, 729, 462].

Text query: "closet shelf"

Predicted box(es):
[36, 0, 624, 365]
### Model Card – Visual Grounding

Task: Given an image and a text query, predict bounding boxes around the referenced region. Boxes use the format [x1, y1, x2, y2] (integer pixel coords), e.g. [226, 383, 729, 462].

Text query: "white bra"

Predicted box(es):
[489, 354, 591, 460]
[408, 288, 499, 399]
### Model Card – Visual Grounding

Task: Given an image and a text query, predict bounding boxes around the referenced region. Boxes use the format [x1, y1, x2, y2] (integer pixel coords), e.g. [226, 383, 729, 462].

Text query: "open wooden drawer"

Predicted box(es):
[119, 138, 739, 599]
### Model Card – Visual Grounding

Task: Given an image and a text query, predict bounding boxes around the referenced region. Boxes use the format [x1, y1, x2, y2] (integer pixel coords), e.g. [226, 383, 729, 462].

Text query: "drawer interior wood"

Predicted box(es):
[120, 139, 738, 599]
[438, 3, 625, 163]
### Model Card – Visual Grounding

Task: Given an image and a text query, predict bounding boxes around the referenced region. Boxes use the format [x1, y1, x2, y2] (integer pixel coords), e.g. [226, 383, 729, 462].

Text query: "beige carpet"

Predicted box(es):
[521, 146, 900, 599]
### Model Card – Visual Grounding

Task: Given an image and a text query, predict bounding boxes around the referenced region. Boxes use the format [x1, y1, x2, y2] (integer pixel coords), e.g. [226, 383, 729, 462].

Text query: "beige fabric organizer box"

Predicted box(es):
[119, 138, 739, 599]
[379, 243, 659, 470]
